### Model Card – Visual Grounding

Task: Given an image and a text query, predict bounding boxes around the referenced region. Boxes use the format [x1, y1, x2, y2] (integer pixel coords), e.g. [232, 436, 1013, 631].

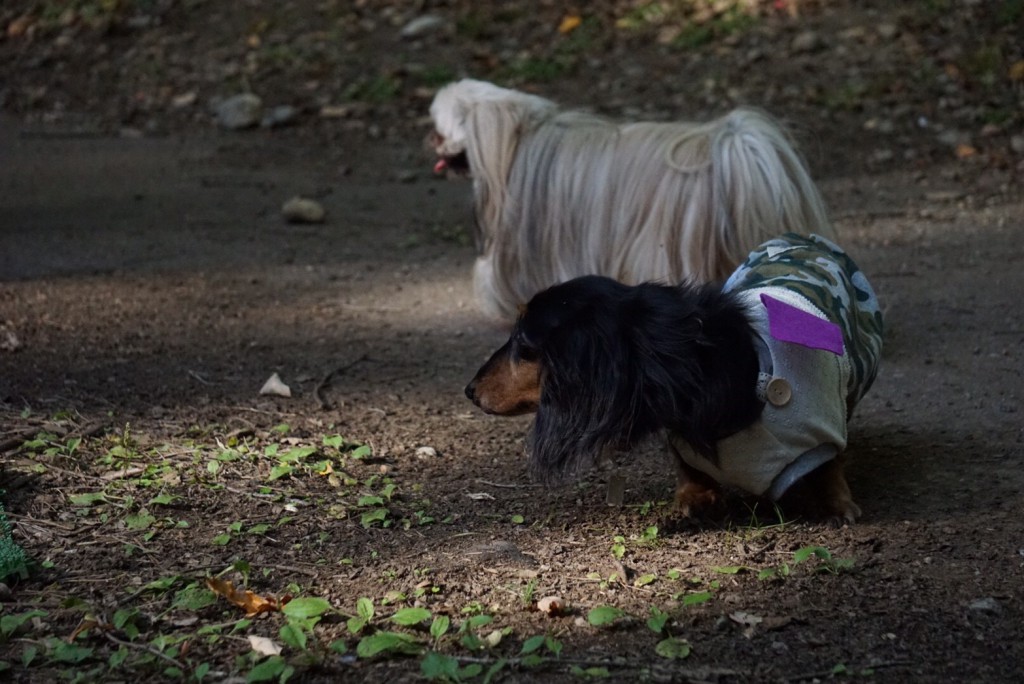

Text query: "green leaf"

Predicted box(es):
[148, 493, 178, 506]
[357, 495, 384, 507]
[69, 492, 106, 507]
[420, 651, 459, 680]
[646, 607, 669, 634]
[1, 610, 47, 638]
[586, 605, 625, 627]
[570, 665, 610, 678]
[346, 617, 367, 635]
[510, 514, 525, 524]
[170, 584, 217, 611]
[461, 632, 483, 651]
[282, 597, 332, 620]
[212, 534, 231, 546]
[142, 575, 180, 592]
[247, 655, 288, 682]
[655, 637, 691, 660]
[460, 663, 484, 679]
[124, 513, 155, 531]
[521, 653, 544, 667]
[390, 607, 431, 626]
[464, 614, 493, 630]
[323, 435, 345, 449]
[482, 658, 508, 684]
[47, 640, 93, 664]
[666, 568, 682, 580]
[711, 565, 748, 575]
[22, 645, 39, 667]
[349, 444, 372, 459]
[112, 608, 138, 630]
[355, 632, 422, 658]
[679, 591, 713, 607]
[429, 615, 450, 641]
[544, 636, 563, 657]
[634, 573, 656, 587]
[279, 623, 307, 651]
[360, 508, 389, 528]
[793, 545, 831, 564]
[521, 634, 545, 654]
[356, 597, 375, 621]
[268, 464, 293, 481]
[281, 446, 317, 463]
[108, 646, 129, 668]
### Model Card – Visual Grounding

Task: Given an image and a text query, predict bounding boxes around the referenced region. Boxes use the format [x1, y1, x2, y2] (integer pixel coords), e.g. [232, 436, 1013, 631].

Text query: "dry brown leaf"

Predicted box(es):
[558, 15, 582, 34]
[1009, 60, 1024, 82]
[955, 143, 977, 159]
[206, 577, 285, 617]
[6, 15, 33, 38]
[537, 595, 567, 616]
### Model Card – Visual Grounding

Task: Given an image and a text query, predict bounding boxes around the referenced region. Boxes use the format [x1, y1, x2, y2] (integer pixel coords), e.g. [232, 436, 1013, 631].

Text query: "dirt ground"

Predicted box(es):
[1, 1, 1023, 682]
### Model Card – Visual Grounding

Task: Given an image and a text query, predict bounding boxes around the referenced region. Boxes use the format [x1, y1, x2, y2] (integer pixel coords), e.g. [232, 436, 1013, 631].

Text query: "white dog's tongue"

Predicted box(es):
[433, 158, 448, 173]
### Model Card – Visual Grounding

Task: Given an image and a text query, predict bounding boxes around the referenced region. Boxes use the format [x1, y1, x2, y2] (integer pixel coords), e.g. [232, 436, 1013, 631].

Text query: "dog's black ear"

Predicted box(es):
[526, 285, 660, 483]
[527, 311, 632, 483]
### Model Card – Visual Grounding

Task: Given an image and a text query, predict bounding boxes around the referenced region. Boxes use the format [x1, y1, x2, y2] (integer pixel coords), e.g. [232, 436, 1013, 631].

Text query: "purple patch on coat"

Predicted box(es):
[761, 294, 843, 355]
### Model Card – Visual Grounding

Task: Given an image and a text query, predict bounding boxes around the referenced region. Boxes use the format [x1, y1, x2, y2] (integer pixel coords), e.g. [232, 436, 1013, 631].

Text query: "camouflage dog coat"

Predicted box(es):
[669, 233, 884, 500]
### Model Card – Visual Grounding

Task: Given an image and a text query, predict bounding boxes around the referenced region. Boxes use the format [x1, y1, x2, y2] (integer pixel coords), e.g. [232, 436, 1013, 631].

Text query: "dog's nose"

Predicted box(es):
[464, 380, 478, 403]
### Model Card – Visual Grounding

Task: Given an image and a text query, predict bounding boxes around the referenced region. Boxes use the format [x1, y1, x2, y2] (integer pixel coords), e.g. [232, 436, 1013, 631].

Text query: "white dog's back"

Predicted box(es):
[429, 80, 832, 322]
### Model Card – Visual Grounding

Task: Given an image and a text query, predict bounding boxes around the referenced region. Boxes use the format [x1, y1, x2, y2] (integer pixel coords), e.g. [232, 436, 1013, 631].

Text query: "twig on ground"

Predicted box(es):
[0, 427, 42, 453]
[102, 630, 188, 671]
[314, 354, 369, 410]
[475, 479, 539, 489]
[783, 660, 915, 682]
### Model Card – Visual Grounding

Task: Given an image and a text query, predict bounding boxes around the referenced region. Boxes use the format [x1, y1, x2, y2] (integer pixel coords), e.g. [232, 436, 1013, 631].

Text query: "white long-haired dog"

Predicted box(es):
[429, 79, 835, 323]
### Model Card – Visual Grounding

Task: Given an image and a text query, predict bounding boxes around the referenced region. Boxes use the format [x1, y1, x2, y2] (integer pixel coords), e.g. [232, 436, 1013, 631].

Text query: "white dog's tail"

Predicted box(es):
[663, 108, 834, 280]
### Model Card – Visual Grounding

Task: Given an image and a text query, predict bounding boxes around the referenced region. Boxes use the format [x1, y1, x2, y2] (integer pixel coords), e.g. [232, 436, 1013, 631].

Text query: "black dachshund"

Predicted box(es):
[465, 235, 883, 523]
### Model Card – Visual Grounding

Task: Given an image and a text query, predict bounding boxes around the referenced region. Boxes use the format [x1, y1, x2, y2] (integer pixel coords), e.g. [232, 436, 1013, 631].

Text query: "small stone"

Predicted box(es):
[791, 31, 822, 53]
[171, 91, 198, 109]
[1010, 135, 1024, 154]
[937, 129, 967, 147]
[400, 15, 449, 40]
[262, 104, 298, 128]
[214, 93, 263, 130]
[877, 23, 899, 40]
[259, 372, 292, 397]
[415, 446, 438, 458]
[396, 169, 418, 183]
[924, 190, 964, 202]
[968, 597, 1000, 613]
[0, 582, 12, 601]
[0, 326, 20, 352]
[871, 148, 894, 163]
[281, 197, 326, 224]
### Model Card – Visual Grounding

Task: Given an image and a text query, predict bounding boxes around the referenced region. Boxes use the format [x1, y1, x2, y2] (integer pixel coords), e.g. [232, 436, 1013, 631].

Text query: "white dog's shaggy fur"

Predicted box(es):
[430, 79, 835, 322]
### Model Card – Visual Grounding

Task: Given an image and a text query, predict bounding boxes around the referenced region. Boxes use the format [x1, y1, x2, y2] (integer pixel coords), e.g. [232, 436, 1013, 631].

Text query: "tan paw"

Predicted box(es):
[674, 483, 720, 518]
